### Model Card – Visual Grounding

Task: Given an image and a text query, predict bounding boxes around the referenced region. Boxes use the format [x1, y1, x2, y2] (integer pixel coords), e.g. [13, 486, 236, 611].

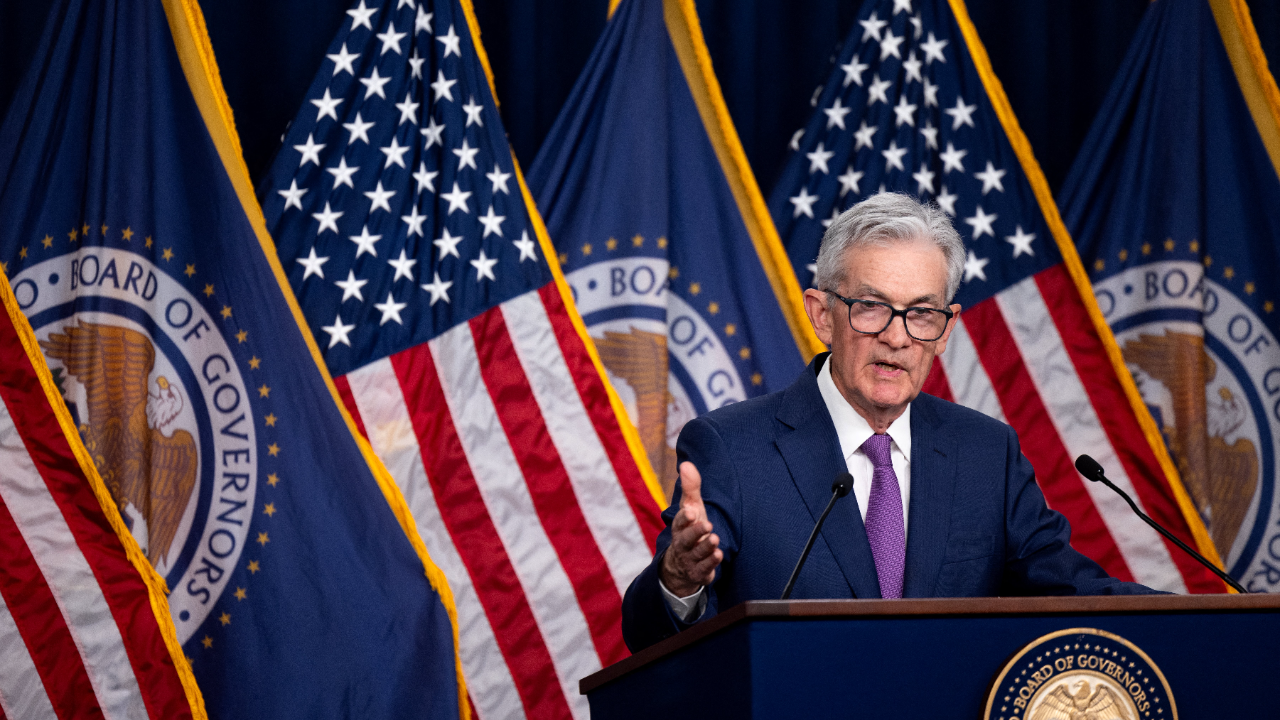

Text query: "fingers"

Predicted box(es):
[678, 461, 704, 511]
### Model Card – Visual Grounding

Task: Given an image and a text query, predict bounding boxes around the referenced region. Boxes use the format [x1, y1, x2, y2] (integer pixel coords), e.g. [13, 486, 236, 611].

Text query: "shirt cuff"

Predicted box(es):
[658, 578, 707, 623]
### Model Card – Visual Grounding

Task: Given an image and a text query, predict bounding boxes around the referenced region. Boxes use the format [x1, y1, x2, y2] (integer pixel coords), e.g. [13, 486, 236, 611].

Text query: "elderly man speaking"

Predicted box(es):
[621, 192, 1156, 652]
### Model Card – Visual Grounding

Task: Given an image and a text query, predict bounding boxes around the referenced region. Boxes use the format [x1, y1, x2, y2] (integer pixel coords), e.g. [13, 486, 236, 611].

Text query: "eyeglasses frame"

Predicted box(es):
[823, 290, 955, 342]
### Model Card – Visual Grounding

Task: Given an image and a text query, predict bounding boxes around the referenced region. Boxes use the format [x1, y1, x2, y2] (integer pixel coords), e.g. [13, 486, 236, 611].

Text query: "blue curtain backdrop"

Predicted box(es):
[2, 0, 1277, 203]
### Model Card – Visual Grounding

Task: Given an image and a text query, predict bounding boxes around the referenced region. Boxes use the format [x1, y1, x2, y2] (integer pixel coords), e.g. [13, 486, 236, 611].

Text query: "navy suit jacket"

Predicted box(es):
[621, 354, 1157, 651]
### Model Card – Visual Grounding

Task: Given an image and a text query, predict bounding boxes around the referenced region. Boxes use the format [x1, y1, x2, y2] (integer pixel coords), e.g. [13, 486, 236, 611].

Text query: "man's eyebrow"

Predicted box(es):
[848, 284, 944, 307]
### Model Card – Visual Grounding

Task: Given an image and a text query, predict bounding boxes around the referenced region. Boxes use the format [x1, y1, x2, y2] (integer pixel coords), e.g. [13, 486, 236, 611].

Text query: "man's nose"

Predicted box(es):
[878, 313, 913, 348]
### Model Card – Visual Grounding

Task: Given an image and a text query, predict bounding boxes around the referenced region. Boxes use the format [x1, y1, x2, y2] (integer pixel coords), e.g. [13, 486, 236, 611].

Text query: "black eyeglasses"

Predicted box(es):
[824, 291, 954, 342]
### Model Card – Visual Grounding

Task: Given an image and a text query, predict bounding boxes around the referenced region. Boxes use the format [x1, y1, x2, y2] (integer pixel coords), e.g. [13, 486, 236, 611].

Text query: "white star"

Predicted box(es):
[453, 138, 479, 170]
[936, 185, 957, 215]
[381, 136, 410, 169]
[1005, 225, 1036, 258]
[395, 92, 420, 125]
[945, 97, 977, 130]
[965, 205, 998, 239]
[327, 157, 359, 189]
[321, 314, 356, 348]
[415, 6, 433, 34]
[421, 272, 453, 304]
[975, 161, 1007, 194]
[921, 32, 949, 64]
[923, 77, 939, 107]
[893, 95, 918, 127]
[364, 181, 396, 213]
[824, 98, 852, 130]
[963, 250, 990, 282]
[868, 74, 892, 106]
[909, 12, 924, 39]
[421, 116, 445, 148]
[408, 48, 425, 79]
[790, 187, 819, 218]
[902, 52, 923, 84]
[879, 30, 904, 60]
[377, 22, 407, 55]
[919, 120, 938, 150]
[434, 227, 463, 258]
[881, 140, 908, 172]
[335, 270, 368, 302]
[278, 179, 308, 210]
[343, 113, 375, 145]
[841, 57, 868, 87]
[806, 143, 834, 174]
[401, 204, 427, 236]
[294, 133, 325, 167]
[397, 0, 416, 10]
[486, 164, 512, 194]
[912, 163, 936, 195]
[478, 205, 506, 237]
[893, 0, 912, 14]
[360, 67, 391, 99]
[312, 202, 343, 234]
[854, 121, 877, 151]
[296, 247, 329, 280]
[374, 292, 408, 325]
[349, 225, 381, 258]
[859, 12, 886, 42]
[462, 96, 485, 127]
[789, 128, 805, 150]
[470, 249, 498, 282]
[388, 249, 418, 281]
[327, 43, 359, 76]
[940, 142, 968, 174]
[441, 182, 471, 214]
[438, 24, 461, 58]
[821, 205, 842, 228]
[414, 162, 438, 193]
[347, 0, 377, 31]
[837, 166, 863, 197]
[513, 230, 537, 262]
[430, 71, 456, 102]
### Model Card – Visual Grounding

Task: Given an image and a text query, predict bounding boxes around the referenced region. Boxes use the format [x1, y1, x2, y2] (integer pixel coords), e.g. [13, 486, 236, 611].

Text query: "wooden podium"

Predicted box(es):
[581, 595, 1280, 719]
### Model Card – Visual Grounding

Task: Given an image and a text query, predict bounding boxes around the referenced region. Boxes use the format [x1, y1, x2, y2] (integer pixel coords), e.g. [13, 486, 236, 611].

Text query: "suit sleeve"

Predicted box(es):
[998, 426, 1163, 595]
[621, 415, 743, 652]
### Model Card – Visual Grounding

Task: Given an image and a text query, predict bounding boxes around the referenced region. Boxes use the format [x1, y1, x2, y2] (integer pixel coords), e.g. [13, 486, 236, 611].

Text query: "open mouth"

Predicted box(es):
[873, 361, 902, 373]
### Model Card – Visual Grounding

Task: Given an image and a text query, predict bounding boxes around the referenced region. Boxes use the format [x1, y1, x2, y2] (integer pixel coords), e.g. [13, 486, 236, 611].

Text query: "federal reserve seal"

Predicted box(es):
[984, 628, 1175, 720]
[11, 246, 256, 643]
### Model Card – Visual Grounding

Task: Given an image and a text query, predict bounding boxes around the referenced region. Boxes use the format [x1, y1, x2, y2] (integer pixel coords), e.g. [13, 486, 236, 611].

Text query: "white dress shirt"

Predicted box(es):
[661, 360, 914, 621]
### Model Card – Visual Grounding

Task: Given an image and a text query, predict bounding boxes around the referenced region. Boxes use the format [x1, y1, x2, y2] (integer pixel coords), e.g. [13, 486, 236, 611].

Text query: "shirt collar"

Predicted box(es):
[817, 357, 912, 463]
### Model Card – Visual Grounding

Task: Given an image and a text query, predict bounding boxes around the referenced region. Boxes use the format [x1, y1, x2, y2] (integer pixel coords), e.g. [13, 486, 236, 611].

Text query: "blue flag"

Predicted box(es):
[0, 0, 465, 717]
[527, 0, 824, 497]
[1060, 0, 1280, 592]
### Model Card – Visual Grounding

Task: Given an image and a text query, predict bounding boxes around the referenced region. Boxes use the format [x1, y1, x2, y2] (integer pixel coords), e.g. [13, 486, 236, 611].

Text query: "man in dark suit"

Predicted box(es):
[622, 193, 1156, 652]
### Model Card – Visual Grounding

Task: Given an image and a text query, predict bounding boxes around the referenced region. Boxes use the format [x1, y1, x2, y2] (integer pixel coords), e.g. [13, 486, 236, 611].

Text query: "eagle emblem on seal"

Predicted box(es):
[1029, 681, 1132, 720]
[41, 320, 198, 567]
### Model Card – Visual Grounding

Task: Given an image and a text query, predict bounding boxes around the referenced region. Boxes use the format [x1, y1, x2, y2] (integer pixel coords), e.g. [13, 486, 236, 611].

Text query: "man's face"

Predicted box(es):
[802, 236, 960, 430]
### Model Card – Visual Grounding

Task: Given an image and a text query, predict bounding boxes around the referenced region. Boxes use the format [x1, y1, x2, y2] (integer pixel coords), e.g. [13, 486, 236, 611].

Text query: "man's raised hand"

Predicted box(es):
[660, 461, 723, 597]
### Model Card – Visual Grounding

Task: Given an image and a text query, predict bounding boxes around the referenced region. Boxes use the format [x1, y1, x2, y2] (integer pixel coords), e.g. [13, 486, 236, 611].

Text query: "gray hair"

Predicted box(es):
[813, 192, 965, 303]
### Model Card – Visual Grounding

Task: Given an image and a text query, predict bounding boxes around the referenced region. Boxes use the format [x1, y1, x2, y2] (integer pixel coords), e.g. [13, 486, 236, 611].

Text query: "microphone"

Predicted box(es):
[781, 473, 854, 600]
[1074, 454, 1246, 593]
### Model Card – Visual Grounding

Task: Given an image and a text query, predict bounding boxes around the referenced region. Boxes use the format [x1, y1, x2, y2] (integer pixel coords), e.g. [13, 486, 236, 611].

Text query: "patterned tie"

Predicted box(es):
[861, 433, 905, 599]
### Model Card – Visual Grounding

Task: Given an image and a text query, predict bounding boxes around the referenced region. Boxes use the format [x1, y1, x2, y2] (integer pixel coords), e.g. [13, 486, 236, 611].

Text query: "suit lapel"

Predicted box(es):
[775, 356, 883, 599]
[902, 395, 958, 597]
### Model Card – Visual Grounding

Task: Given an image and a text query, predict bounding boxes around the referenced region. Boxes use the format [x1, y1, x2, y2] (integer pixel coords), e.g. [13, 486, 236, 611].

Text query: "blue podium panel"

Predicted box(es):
[582, 597, 1280, 719]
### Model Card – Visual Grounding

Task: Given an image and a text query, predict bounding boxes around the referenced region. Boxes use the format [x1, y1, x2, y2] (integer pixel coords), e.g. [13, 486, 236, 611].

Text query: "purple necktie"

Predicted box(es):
[861, 433, 905, 599]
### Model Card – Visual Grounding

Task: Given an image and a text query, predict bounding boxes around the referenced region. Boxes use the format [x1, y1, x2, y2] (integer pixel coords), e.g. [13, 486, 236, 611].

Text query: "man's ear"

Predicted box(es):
[933, 303, 961, 356]
[803, 288, 834, 346]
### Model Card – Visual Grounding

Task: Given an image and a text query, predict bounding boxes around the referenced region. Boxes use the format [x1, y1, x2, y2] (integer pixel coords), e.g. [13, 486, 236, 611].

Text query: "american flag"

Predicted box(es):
[258, 1, 664, 718]
[768, 0, 1225, 593]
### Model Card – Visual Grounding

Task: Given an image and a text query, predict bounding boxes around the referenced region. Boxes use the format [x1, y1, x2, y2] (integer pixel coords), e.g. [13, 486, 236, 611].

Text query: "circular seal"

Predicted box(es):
[984, 628, 1176, 720]
[11, 247, 256, 644]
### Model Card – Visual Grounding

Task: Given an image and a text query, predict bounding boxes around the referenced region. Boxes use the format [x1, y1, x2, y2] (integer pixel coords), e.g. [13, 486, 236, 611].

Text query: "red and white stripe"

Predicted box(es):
[336, 284, 664, 720]
[0, 299, 198, 720]
[927, 264, 1222, 593]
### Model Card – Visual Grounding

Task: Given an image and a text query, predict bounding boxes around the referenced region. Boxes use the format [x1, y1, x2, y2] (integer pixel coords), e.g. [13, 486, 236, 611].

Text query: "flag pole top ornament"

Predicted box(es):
[983, 627, 1176, 720]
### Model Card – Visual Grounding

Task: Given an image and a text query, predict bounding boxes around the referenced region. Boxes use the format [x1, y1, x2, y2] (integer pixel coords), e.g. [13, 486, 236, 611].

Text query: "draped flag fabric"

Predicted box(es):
[767, 0, 1225, 593]
[0, 1, 466, 718]
[526, 0, 826, 499]
[1060, 0, 1280, 593]
[0, 273, 205, 720]
[256, 1, 666, 718]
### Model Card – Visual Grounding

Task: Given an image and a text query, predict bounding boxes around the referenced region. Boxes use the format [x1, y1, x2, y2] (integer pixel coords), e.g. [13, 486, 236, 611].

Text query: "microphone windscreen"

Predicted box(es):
[1075, 454, 1104, 481]
[832, 472, 854, 498]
